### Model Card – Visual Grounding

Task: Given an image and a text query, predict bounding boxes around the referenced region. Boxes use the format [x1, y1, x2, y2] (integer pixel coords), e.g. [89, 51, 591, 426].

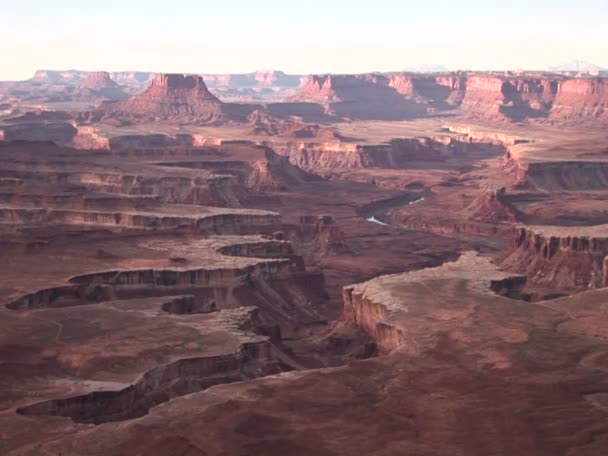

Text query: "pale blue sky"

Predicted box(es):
[1, 0, 607, 80]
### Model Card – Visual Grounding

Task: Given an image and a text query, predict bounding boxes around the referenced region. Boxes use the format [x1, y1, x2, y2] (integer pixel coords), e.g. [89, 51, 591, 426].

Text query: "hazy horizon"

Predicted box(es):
[2, 0, 607, 80]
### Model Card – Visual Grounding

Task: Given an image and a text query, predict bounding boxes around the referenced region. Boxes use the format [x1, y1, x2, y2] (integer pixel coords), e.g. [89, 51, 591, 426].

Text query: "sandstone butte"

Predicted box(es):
[81, 71, 120, 90]
[98, 73, 226, 122]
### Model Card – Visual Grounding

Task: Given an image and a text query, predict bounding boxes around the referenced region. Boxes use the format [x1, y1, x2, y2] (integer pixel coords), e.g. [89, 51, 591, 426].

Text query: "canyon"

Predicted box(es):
[1, 67, 608, 455]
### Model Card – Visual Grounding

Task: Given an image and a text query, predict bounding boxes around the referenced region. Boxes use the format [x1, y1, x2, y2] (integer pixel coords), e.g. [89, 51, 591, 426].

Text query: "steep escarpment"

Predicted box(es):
[506, 156, 608, 190]
[272, 136, 505, 170]
[388, 73, 466, 106]
[501, 225, 608, 290]
[17, 340, 279, 424]
[550, 78, 608, 121]
[291, 74, 426, 120]
[459, 75, 559, 121]
[342, 252, 526, 353]
[288, 72, 608, 123]
[6, 233, 329, 337]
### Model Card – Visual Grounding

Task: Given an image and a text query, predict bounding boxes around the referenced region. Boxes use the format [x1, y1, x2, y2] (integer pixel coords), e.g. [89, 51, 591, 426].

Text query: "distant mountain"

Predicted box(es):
[403, 64, 449, 73]
[547, 60, 605, 72]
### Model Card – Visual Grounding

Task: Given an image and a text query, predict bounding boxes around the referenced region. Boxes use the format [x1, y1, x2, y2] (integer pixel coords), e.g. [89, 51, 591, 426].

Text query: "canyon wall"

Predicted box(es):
[502, 226, 608, 290]
[291, 72, 607, 123]
[506, 157, 608, 191]
[550, 78, 608, 121]
[342, 253, 527, 354]
[270, 136, 505, 170]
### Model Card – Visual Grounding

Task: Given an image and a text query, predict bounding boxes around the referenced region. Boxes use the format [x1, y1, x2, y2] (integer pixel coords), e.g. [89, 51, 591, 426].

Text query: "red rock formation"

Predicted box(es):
[465, 185, 521, 222]
[388, 74, 465, 106]
[460, 76, 508, 120]
[291, 74, 426, 120]
[550, 78, 608, 121]
[97, 74, 226, 123]
[435, 75, 467, 104]
[506, 156, 608, 191]
[293, 74, 390, 103]
[459, 76, 560, 121]
[247, 109, 343, 139]
[502, 225, 608, 290]
[81, 71, 119, 90]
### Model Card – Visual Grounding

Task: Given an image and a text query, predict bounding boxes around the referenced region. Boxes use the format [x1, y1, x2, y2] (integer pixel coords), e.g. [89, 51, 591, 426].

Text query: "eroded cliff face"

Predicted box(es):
[289, 72, 607, 123]
[550, 78, 608, 121]
[72, 126, 111, 149]
[292, 75, 386, 103]
[17, 337, 279, 424]
[459, 76, 559, 121]
[506, 156, 608, 191]
[388, 74, 466, 106]
[502, 226, 608, 290]
[7, 260, 296, 311]
[342, 252, 527, 354]
[290, 74, 426, 120]
[271, 136, 505, 170]
[342, 287, 400, 354]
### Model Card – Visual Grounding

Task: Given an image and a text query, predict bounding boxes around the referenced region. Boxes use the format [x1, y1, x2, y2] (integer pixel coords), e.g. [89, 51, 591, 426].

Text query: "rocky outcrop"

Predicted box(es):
[271, 136, 505, 170]
[465, 185, 521, 222]
[291, 74, 426, 120]
[388, 74, 466, 106]
[246, 148, 323, 191]
[95, 74, 228, 124]
[459, 76, 557, 121]
[343, 252, 526, 353]
[72, 126, 111, 149]
[502, 225, 608, 290]
[550, 78, 608, 121]
[506, 157, 608, 190]
[81, 71, 119, 90]
[25, 69, 608, 124]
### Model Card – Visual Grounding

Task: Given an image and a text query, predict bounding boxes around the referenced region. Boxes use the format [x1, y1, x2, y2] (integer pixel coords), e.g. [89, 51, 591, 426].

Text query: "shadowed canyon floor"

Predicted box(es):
[2, 70, 608, 455]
